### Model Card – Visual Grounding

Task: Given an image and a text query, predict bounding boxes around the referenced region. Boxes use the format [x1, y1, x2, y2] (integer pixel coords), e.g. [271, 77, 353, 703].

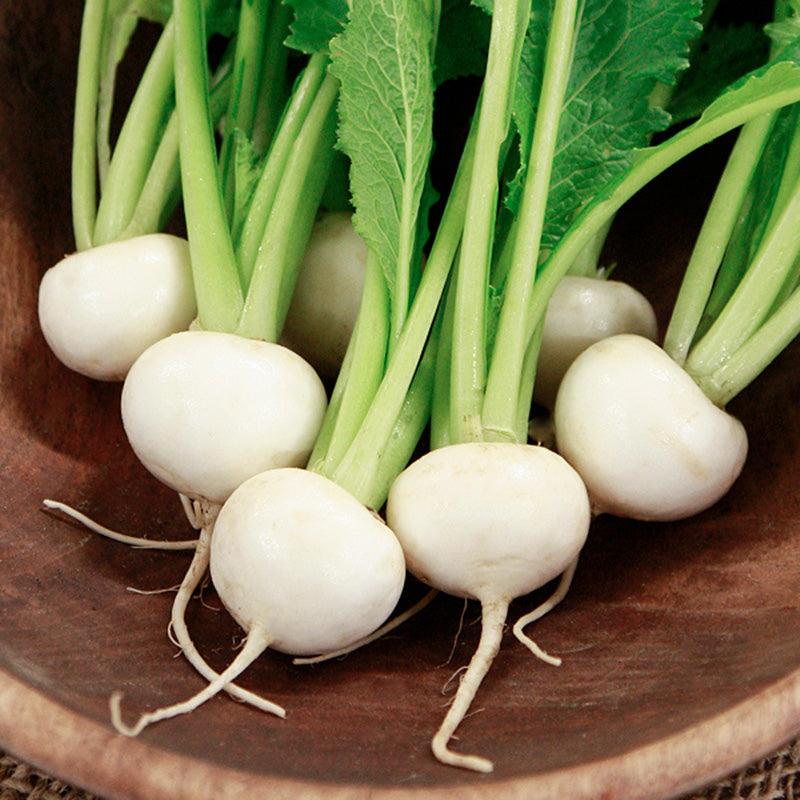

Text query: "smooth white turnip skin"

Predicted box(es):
[281, 212, 366, 378]
[554, 334, 748, 521]
[38, 234, 196, 381]
[535, 276, 658, 408]
[121, 331, 327, 504]
[386, 443, 590, 603]
[211, 468, 406, 656]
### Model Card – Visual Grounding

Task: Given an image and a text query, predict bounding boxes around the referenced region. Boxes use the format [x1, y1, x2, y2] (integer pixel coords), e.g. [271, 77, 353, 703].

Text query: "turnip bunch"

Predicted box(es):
[46, 0, 350, 721]
[368, 0, 704, 772]
[379, 0, 800, 773]
[553, 1, 800, 521]
[38, 0, 241, 381]
[104, 0, 445, 736]
[42, 0, 800, 776]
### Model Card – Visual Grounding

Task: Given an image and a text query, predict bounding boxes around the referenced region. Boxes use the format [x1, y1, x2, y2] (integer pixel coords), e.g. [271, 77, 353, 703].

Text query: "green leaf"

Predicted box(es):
[506, 0, 702, 250]
[330, 0, 435, 305]
[528, 56, 800, 356]
[434, 0, 491, 84]
[599, 60, 800, 228]
[670, 22, 769, 124]
[284, 0, 348, 54]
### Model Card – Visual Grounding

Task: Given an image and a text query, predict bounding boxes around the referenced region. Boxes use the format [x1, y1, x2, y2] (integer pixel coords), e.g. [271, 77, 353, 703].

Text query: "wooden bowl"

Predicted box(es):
[1, 4, 799, 799]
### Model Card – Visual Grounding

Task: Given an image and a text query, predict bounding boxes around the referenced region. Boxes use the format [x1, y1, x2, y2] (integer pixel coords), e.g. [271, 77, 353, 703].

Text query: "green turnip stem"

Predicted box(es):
[311, 101, 476, 486]
[169, 522, 287, 714]
[432, 598, 509, 774]
[489, 216, 515, 293]
[235, 54, 329, 284]
[514, 318, 544, 443]
[683, 108, 800, 348]
[664, 114, 776, 365]
[338, 313, 441, 507]
[218, 0, 271, 222]
[567, 218, 613, 278]
[698, 112, 800, 337]
[72, 0, 107, 251]
[686, 176, 800, 381]
[513, 557, 579, 667]
[697, 280, 800, 405]
[758, 114, 800, 308]
[110, 624, 276, 737]
[327, 122, 477, 496]
[771, 252, 800, 310]
[523, 76, 800, 364]
[174, 0, 243, 332]
[313, 253, 389, 477]
[430, 277, 456, 450]
[251, 1, 291, 155]
[122, 66, 232, 238]
[42, 499, 198, 550]
[487, 131, 525, 294]
[449, 0, 530, 444]
[696, 188, 759, 339]
[307, 332, 357, 471]
[359, 335, 439, 508]
[93, 18, 176, 245]
[96, 10, 136, 188]
[292, 589, 438, 666]
[482, 0, 579, 442]
[236, 73, 339, 341]
[763, 109, 800, 228]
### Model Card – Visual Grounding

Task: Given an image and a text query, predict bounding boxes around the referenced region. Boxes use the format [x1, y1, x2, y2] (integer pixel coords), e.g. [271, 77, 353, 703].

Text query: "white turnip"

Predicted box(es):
[38, 234, 196, 381]
[113, 468, 405, 735]
[535, 276, 657, 408]
[554, 334, 748, 521]
[386, 442, 590, 772]
[121, 330, 327, 504]
[281, 212, 366, 378]
[113, 328, 328, 712]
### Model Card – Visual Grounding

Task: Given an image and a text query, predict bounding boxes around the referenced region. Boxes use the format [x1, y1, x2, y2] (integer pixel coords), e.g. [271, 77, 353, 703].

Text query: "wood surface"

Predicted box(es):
[1, 3, 799, 799]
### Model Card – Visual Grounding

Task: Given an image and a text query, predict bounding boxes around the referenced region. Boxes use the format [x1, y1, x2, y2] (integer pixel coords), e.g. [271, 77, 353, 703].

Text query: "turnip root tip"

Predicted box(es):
[42, 499, 199, 551]
[165, 505, 286, 716]
[110, 625, 276, 737]
[431, 600, 508, 774]
[513, 558, 579, 666]
[46, 493, 283, 714]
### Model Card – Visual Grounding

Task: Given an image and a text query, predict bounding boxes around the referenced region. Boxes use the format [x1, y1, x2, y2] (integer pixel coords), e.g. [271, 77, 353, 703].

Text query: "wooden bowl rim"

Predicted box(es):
[2, 658, 799, 799]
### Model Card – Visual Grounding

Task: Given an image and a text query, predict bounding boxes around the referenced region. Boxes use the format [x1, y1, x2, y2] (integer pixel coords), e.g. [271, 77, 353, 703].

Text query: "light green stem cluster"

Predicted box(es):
[449, 0, 531, 444]
[71, 0, 108, 251]
[482, 0, 580, 443]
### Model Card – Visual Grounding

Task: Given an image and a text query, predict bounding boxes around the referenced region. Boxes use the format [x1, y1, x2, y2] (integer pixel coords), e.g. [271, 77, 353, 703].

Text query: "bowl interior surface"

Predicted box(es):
[1, 3, 800, 797]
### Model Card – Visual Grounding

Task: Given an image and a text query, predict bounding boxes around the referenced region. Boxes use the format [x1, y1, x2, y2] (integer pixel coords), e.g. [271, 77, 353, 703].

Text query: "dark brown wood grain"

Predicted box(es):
[0, 3, 799, 799]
